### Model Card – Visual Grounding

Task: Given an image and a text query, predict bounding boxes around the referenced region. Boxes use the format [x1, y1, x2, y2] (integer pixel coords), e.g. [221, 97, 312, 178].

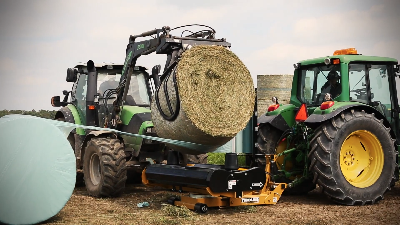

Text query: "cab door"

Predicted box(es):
[349, 63, 399, 134]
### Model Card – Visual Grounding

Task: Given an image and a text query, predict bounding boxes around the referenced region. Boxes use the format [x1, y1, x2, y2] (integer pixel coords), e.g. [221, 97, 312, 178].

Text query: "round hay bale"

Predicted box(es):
[152, 45, 255, 154]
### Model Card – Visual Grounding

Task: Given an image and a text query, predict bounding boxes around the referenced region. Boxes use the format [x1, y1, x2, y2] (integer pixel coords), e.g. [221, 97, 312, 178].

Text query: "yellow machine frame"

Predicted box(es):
[142, 155, 286, 211]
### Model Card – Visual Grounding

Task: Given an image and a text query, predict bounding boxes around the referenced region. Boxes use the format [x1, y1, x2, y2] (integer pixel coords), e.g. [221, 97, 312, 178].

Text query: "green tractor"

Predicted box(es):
[50, 25, 228, 197]
[257, 48, 400, 205]
[51, 62, 166, 196]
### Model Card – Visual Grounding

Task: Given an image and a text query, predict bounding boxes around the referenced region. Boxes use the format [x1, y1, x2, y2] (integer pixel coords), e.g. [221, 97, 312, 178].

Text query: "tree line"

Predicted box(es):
[0, 110, 57, 119]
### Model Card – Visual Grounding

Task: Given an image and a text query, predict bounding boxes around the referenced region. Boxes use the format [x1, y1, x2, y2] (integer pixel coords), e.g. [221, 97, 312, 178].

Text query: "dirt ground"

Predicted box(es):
[44, 182, 400, 225]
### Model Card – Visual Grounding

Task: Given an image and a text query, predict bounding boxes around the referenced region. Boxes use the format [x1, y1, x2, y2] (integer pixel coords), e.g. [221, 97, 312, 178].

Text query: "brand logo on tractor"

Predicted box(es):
[122, 51, 132, 76]
[137, 44, 145, 50]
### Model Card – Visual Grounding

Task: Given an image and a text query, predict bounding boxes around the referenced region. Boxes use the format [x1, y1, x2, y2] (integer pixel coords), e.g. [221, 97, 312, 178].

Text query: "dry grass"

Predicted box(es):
[42, 182, 400, 225]
[177, 45, 255, 137]
[151, 45, 255, 154]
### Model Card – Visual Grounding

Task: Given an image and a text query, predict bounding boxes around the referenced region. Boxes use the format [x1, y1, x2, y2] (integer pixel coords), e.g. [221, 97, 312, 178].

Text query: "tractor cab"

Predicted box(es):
[292, 48, 400, 132]
[52, 62, 153, 127]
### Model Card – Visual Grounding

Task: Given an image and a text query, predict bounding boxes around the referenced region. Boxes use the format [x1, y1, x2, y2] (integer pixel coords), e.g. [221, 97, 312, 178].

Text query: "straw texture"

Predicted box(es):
[151, 45, 255, 154]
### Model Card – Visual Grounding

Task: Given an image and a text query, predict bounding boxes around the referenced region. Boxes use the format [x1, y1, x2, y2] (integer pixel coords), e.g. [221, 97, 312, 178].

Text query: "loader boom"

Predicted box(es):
[109, 25, 231, 128]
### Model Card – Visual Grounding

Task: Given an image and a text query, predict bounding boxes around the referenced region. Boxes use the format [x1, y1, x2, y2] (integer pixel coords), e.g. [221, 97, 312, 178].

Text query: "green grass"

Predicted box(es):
[161, 205, 194, 218]
[207, 153, 248, 167]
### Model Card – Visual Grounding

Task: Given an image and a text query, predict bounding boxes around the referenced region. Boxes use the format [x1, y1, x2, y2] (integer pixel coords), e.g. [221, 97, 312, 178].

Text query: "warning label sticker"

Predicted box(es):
[242, 197, 259, 203]
[228, 180, 236, 189]
[251, 182, 263, 187]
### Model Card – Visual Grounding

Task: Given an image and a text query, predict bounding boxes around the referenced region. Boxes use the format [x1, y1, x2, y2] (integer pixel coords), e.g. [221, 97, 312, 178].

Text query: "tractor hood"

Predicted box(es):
[120, 106, 152, 126]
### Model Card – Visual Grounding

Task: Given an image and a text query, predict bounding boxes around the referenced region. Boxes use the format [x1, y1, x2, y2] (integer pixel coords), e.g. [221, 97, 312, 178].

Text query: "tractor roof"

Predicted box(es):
[300, 55, 398, 66]
[299, 48, 397, 66]
[74, 62, 123, 70]
[73, 62, 147, 71]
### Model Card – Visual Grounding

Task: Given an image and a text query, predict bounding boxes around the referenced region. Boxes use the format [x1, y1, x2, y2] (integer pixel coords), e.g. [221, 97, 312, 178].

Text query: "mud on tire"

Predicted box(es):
[309, 109, 397, 205]
[83, 137, 127, 197]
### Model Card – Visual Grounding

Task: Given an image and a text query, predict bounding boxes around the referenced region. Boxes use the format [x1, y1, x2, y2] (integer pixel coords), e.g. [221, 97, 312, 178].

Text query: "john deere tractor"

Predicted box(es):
[51, 25, 227, 197]
[257, 48, 400, 205]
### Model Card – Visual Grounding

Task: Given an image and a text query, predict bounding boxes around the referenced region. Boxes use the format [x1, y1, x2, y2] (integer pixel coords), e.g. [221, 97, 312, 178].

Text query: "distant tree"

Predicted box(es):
[0, 110, 57, 119]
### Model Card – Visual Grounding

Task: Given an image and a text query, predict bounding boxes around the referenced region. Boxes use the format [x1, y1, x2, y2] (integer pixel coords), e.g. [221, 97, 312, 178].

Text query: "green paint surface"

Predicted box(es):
[312, 101, 363, 115]
[120, 106, 151, 125]
[67, 104, 85, 135]
[299, 55, 398, 66]
[124, 121, 154, 151]
[267, 104, 296, 127]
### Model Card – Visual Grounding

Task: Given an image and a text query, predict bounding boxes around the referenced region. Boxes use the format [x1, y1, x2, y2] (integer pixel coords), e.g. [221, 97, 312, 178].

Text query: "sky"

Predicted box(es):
[0, 0, 399, 110]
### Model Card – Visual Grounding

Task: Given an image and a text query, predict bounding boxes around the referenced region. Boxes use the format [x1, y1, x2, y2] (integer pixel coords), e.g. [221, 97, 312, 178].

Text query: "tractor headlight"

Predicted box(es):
[146, 127, 155, 133]
[144, 127, 156, 144]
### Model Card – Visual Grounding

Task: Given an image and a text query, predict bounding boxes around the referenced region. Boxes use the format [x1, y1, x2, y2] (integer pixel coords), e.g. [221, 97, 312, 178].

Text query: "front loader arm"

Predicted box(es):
[108, 25, 230, 128]
[108, 27, 171, 128]
[118, 26, 170, 102]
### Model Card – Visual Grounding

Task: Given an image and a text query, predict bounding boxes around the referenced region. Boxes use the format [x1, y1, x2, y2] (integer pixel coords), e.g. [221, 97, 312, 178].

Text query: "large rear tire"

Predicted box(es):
[83, 137, 127, 197]
[256, 124, 315, 195]
[309, 109, 397, 205]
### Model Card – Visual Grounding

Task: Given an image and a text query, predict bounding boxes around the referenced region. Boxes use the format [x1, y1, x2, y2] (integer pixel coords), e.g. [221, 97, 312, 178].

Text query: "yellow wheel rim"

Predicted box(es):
[276, 139, 296, 179]
[340, 130, 384, 188]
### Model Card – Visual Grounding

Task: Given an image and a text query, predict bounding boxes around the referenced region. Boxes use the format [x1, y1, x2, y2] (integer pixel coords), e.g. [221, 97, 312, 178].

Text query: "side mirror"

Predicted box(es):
[62, 90, 70, 102]
[395, 64, 400, 74]
[66, 68, 78, 82]
[51, 96, 67, 107]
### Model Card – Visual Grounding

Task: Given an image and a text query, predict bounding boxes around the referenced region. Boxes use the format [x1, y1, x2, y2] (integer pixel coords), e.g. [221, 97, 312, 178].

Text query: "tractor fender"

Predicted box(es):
[257, 114, 290, 132]
[305, 104, 394, 138]
[54, 107, 76, 132]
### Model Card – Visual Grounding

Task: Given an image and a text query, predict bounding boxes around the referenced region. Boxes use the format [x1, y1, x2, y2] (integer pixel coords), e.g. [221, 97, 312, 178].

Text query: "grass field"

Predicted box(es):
[43, 180, 400, 225]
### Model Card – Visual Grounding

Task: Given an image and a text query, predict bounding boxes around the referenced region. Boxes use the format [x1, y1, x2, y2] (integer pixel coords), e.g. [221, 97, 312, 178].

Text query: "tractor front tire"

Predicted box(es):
[257, 124, 316, 195]
[309, 110, 397, 205]
[83, 137, 127, 197]
[56, 117, 75, 150]
[56, 117, 83, 186]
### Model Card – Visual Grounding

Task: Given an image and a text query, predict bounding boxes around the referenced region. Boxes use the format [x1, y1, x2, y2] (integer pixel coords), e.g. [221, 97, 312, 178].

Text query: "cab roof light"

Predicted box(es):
[295, 104, 308, 122]
[333, 48, 358, 55]
[324, 58, 340, 65]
